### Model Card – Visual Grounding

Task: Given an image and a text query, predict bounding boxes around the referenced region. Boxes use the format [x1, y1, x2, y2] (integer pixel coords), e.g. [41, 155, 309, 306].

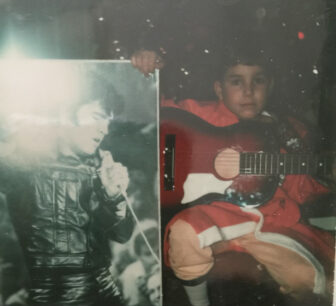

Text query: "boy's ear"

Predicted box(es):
[214, 81, 224, 101]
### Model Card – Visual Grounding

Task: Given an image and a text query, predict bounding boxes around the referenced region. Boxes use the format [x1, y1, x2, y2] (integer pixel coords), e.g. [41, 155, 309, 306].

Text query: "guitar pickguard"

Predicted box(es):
[181, 173, 232, 204]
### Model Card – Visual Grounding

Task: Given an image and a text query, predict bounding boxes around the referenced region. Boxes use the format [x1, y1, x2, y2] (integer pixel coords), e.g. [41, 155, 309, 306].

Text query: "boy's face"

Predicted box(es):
[214, 64, 272, 120]
[67, 101, 111, 157]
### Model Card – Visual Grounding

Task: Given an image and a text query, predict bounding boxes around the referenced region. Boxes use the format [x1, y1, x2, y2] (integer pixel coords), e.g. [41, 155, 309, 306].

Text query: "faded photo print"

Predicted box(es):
[0, 1, 335, 306]
[0, 61, 160, 306]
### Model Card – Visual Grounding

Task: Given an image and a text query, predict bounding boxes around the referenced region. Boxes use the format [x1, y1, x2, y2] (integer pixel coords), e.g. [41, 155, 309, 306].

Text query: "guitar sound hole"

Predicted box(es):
[214, 148, 240, 179]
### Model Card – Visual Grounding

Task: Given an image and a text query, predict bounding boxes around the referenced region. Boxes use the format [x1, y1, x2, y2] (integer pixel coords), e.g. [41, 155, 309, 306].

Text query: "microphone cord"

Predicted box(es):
[121, 191, 160, 265]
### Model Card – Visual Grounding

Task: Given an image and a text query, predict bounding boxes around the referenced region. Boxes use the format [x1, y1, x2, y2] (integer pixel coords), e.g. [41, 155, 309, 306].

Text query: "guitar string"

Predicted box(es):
[195, 152, 331, 175]
[215, 157, 317, 174]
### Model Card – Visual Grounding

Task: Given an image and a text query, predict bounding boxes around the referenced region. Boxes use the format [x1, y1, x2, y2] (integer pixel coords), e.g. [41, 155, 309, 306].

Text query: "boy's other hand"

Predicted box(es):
[131, 50, 164, 76]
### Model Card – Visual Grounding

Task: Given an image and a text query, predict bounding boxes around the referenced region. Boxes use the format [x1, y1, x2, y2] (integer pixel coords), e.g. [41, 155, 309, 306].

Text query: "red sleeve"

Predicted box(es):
[286, 117, 308, 139]
[281, 117, 330, 204]
[161, 97, 239, 126]
[161, 98, 214, 115]
[281, 175, 330, 205]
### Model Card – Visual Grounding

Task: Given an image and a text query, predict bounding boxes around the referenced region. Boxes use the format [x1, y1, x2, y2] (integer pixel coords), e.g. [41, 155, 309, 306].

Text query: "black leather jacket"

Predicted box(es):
[2, 154, 134, 305]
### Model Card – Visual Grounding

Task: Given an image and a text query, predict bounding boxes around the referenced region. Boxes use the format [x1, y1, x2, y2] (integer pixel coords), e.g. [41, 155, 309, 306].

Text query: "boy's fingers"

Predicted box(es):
[131, 55, 137, 67]
[140, 53, 152, 74]
[131, 50, 162, 75]
[156, 58, 164, 69]
[144, 56, 155, 74]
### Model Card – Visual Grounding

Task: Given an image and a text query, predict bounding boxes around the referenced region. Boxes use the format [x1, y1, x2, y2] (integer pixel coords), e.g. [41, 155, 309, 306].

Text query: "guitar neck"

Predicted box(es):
[240, 152, 334, 176]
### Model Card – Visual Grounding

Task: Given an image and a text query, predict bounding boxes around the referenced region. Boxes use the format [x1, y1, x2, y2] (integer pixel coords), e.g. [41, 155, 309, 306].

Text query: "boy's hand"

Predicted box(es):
[131, 50, 164, 76]
[98, 150, 129, 199]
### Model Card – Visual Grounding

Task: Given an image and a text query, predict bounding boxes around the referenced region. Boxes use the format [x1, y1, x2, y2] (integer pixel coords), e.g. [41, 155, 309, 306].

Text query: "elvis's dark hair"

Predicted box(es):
[83, 77, 125, 116]
[69, 74, 125, 123]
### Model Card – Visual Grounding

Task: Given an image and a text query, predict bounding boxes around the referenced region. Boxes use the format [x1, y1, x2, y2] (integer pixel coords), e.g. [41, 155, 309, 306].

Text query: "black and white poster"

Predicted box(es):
[0, 60, 160, 306]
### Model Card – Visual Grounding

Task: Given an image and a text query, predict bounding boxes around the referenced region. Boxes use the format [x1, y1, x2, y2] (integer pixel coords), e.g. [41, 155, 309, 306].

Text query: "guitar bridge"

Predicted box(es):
[164, 134, 175, 190]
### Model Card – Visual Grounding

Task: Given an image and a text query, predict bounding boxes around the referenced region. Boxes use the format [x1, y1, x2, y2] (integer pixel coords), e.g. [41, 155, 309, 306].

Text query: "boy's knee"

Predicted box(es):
[168, 219, 214, 281]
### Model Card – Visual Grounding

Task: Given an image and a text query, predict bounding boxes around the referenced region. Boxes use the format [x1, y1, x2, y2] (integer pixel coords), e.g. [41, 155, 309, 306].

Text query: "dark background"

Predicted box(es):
[0, 0, 335, 150]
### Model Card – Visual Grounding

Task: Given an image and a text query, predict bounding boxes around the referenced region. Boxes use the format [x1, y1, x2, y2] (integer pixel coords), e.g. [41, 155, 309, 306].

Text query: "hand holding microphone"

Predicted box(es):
[98, 150, 161, 265]
[98, 150, 129, 217]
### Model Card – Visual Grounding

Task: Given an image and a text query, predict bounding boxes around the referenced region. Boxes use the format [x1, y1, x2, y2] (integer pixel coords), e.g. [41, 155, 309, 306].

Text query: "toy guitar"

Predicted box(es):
[160, 107, 334, 208]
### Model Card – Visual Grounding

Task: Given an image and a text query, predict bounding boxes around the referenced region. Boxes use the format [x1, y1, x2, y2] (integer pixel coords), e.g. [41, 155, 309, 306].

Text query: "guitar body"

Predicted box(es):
[160, 108, 280, 208]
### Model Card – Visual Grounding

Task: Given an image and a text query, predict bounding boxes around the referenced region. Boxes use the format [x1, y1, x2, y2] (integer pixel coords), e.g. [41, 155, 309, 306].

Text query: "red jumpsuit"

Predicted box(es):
[162, 99, 334, 297]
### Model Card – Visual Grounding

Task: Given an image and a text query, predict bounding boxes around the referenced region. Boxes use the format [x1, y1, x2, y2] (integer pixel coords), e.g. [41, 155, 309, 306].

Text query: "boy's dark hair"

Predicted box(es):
[216, 39, 275, 81]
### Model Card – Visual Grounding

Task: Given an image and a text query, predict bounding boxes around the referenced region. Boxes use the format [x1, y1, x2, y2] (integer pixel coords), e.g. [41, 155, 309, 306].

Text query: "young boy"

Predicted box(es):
[132, 48, 335, 306]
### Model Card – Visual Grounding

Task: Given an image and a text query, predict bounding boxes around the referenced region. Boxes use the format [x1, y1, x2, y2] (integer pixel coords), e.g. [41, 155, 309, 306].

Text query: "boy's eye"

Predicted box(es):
[254, 76, 267, 85]
[229, 78, 242, 86]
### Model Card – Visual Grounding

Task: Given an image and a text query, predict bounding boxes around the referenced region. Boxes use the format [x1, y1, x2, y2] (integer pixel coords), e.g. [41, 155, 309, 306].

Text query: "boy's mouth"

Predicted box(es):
[240, 102, 255, 107]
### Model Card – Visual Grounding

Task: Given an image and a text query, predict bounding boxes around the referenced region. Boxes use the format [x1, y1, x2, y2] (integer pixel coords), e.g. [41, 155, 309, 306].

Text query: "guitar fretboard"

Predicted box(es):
[240, 152, 334, 176]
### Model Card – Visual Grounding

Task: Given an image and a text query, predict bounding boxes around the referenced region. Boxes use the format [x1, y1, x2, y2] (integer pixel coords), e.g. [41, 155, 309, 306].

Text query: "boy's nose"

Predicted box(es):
[244, 83, 253, 95]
